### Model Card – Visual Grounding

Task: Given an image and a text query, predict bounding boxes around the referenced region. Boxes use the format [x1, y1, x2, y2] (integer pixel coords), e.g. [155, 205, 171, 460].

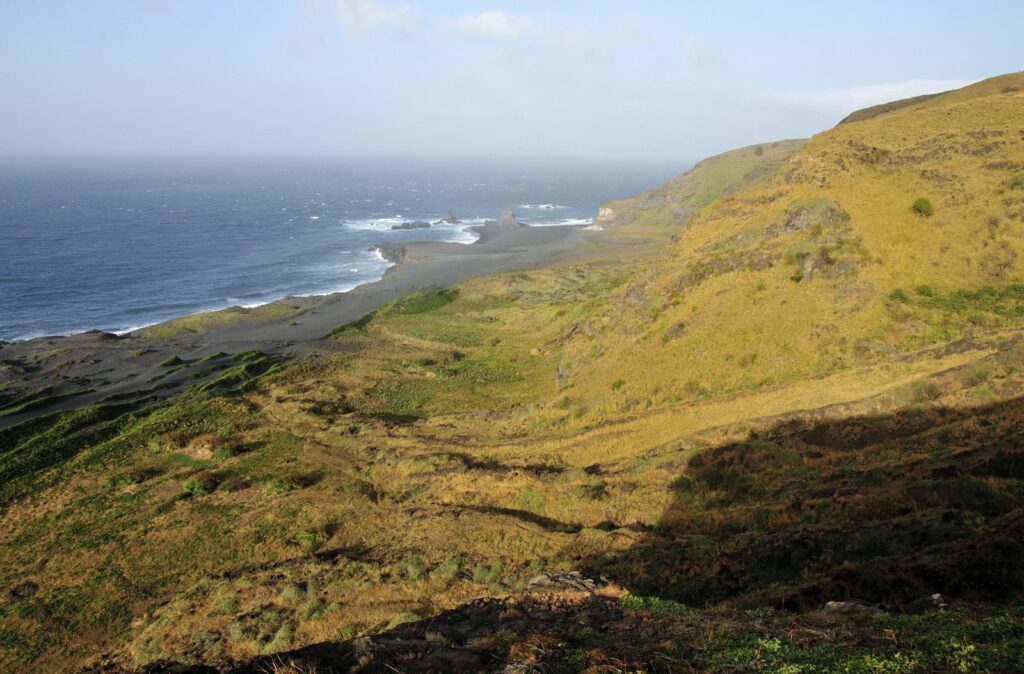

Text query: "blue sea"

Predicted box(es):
[0, 158, 681, 341]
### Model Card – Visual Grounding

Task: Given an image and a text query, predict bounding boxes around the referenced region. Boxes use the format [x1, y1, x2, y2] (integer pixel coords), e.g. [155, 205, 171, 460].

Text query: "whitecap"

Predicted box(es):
[528, 218, 593, 227]
[343, 215, 410, 231]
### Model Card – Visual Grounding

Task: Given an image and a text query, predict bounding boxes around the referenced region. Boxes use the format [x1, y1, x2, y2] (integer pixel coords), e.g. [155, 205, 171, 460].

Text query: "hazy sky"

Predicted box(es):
[1, 1, 1021, 161]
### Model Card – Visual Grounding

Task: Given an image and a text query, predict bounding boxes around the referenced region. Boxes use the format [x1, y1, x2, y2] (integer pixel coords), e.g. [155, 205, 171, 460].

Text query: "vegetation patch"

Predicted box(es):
[912, 196, 935, 216]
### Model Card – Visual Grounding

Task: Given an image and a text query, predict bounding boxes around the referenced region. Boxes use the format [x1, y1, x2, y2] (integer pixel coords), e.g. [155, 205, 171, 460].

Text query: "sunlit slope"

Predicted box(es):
[0, 118, 805, 671]
[3, 74, 1024, 672]
[594, 139, 804, 239]
[552, 73, 1024, 423]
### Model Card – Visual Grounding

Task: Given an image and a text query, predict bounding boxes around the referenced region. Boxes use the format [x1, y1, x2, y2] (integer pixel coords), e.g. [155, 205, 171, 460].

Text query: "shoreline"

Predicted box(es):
[0, 221, 597, 428]
[0, 220, 586, 346]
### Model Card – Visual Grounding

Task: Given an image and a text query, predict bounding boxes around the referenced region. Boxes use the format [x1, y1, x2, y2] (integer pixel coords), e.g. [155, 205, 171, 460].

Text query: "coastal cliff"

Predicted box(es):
[2, 74, 1024, 673]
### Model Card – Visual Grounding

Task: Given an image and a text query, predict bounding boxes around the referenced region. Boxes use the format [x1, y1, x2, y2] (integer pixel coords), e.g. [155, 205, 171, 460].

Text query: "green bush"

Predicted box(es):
[296, 530, 326, 554]
[213, 444, 240, 460]
[912, 197, 934, 216]
[182, 472, 218, 497]
[264, 478, 296, 496]
[278, 583, 306, 605]
[472, 559, 505, 585]
[621, 593, 694, 617]
[669, 475, 694, 492]
[889, 288, 911, 303]
[399, 554, 424, 582]
[431, 555, 463, 579]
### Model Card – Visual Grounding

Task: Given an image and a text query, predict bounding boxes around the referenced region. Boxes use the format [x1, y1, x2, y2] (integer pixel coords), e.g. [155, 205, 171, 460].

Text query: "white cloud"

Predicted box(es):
[448, 10, 541, 43]
[775, 78, 978, 113]
[318, 0, 410, 35]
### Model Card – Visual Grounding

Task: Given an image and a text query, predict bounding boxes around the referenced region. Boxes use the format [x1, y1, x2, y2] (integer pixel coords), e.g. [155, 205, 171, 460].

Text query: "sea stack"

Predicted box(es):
[496, 208, 523, 228]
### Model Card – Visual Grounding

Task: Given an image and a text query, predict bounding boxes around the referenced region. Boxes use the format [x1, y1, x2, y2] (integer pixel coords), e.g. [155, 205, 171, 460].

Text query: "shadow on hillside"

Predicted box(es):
[579, 396, 1024, 611]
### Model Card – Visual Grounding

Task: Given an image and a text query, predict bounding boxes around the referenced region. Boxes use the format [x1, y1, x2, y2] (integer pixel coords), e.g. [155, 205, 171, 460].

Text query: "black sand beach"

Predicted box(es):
[0, 222, 598, 428]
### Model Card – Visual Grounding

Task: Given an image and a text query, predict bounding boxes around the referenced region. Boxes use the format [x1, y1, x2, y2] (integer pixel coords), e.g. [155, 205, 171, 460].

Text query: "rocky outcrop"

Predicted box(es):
[390, 220, 431, 230]
[483, 209, 523, 229]
[370, 244, 406, 264]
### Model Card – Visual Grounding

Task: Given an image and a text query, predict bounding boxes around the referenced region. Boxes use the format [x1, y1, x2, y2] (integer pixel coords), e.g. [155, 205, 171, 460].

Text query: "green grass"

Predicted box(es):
[325, 289, 459, 340]
[0, 389, 92, 418]
[621, 592, 694, 617]
[196, 353, 279, 396]
[705, 608, 1024, 674]
[912, 196, 935, 216]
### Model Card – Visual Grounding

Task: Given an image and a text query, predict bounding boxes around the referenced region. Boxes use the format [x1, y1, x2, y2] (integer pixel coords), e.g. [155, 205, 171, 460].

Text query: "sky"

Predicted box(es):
[0, 0, 1021, 162]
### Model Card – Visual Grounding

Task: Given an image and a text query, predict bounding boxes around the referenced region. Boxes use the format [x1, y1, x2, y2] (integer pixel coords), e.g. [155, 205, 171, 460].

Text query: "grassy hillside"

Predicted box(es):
[2, 74, 1024, 673]
[550, 72, 1024, 427]
[593, 139, 804, 239]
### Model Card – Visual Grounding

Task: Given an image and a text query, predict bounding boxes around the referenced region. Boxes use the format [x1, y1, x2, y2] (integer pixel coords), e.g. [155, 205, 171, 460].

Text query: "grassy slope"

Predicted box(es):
[552, 72, 1024, 425]
[1, 75, 1024, 673]
[594, 139, 805, 239]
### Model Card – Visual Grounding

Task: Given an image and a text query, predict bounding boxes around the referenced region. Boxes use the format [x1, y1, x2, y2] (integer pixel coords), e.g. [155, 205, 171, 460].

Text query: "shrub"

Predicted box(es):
[182, 471, 218, 497]
[611, 379, 626, 391]
[213, 444, 241, 460]
[296, 530, 326, 554]
[621, 593, 694, 617]
[889, 288, 911, 303]
[965, 364, 992, 386]
[472, 559, 505, 585]
[264, 622, 293, 653]
[912, 197, 934, 216]
[103, 467, 154, 490]
[399, 554, 424, 582]
[264, 479, 297, 496]
[431, 555, 463, 579]
[212, 592, 239, 615]
[514, 488, 545, 512]
[669, 475, 694, 492]
[278, 583, 306, 605]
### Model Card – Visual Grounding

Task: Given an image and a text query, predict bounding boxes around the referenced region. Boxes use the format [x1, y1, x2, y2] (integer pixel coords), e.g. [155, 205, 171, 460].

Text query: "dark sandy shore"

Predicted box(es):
[0, 222, 598, 428]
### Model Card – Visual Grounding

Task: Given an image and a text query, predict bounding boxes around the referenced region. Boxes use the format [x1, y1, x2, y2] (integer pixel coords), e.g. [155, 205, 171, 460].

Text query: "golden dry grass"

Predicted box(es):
[1, 74, 1023, 672]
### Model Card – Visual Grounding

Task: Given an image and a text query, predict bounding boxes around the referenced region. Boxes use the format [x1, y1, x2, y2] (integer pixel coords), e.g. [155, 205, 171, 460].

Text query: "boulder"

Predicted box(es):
[822, 599, 883, 615]
[527, 571, 598, 593]
[906, 593, 950, 614]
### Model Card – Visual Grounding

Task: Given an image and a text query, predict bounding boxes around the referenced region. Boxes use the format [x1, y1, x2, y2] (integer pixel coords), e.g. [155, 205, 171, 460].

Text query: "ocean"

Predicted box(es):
[0, 158, 681, 342]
